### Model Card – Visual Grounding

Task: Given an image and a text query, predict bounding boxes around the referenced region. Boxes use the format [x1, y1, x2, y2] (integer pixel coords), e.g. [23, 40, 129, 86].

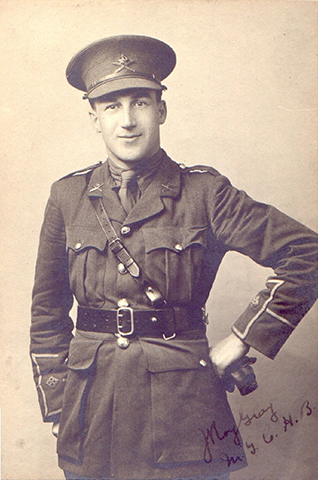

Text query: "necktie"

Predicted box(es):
[118, 170, 137, 214]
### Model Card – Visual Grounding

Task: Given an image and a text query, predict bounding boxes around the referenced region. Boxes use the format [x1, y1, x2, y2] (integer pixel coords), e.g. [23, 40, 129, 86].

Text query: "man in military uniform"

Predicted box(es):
[30, 35, 318, 480]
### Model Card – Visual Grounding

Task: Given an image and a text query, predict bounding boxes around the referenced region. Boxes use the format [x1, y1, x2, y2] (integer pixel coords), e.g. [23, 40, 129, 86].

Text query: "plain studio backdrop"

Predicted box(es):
[0, 1, 317, 479]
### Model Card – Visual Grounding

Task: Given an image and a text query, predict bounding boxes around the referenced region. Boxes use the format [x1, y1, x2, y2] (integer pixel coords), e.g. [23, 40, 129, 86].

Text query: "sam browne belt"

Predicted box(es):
[87, 196, 207, 339]
[77, 305, 206, 338]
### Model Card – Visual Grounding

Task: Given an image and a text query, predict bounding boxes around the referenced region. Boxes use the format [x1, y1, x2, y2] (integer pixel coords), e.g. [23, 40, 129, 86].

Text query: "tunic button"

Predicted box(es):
[75, 242, 82, 250]
[117, 263, 127, 275]
[117, 336, 130, 349]
[199, 359, 207, 367]
[121, 226, 131, 236]
[117, 298, 130, 308]
[175, 244, 183, 252]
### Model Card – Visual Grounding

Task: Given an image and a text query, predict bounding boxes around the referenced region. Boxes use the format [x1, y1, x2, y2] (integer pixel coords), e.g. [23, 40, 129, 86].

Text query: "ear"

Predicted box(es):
[158, 100, 167, 125]
[89, 110, 101, 133]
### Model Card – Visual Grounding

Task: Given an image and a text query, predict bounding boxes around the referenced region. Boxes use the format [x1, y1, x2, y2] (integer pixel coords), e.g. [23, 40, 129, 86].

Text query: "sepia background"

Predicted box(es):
[1, 1, 317, 479]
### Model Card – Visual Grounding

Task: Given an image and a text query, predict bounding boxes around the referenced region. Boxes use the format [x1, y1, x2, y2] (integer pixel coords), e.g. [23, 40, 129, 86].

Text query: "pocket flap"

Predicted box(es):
[143, 226, 207, 253]
[66, 226, 107, 253]
[140, 337, 210, 373]
[67, 332, 104, 370]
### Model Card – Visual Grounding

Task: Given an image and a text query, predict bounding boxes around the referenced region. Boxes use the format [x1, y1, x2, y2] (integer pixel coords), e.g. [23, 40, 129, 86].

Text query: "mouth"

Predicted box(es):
[118, 134, 142, 140]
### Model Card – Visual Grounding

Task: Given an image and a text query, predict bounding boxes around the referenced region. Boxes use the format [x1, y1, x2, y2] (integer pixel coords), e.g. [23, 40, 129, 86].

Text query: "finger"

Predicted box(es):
[247, 356, 257, 365]
[211, 360, 227, 378]
[52, 422, 59, 438]
[221, 375, 235, 393]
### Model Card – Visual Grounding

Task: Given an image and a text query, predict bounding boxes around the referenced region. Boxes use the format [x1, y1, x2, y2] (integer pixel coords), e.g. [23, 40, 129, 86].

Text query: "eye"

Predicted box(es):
[134, 100, 147, 107]
[105, 103, 118, 111]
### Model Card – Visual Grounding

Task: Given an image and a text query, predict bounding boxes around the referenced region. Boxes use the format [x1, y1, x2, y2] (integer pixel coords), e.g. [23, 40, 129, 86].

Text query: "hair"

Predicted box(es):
[88, 88, 163, 110]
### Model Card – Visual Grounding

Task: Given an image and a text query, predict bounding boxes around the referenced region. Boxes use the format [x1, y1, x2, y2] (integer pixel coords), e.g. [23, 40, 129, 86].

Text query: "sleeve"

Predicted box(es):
[208, 174, 318, 359]
[30, 182, 74, 422]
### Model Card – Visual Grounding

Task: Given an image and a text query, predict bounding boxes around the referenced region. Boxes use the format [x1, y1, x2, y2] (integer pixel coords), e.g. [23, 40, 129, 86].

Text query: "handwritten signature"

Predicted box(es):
[198, 421, 242, 463]
[199, 399, 315, 463]
[237, 401, 278, 428]
[244, 399, 315, 456]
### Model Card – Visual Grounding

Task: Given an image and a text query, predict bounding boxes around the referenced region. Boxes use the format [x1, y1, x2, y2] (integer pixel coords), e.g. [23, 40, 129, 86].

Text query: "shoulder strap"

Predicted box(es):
[179, 163, 220, 176]
[90, 197, 166, 308]
[60, 161, 103, 180]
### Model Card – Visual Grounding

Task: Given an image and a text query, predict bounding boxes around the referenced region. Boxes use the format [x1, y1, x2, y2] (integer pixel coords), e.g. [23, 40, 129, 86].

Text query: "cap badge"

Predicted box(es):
[112, 55, 136, 74]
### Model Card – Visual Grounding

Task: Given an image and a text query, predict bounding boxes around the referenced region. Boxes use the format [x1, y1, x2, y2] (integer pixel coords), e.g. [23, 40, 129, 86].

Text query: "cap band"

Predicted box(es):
[83, 71, 165, 99]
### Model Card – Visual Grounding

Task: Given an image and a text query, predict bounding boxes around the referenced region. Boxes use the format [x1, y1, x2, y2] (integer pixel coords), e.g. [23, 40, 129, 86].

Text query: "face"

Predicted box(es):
[90, 88, 167, 168]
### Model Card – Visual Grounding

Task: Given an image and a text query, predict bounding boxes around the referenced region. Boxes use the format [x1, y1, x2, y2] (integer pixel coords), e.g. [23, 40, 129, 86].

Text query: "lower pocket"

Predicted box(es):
[141, 337, 243, 465]
[150, 363, 225, 464]
[57, 335, 104, 464]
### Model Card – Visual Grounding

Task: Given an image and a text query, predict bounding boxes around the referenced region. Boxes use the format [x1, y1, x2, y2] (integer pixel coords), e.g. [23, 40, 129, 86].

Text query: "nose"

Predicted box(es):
[120, 106, 136, 129]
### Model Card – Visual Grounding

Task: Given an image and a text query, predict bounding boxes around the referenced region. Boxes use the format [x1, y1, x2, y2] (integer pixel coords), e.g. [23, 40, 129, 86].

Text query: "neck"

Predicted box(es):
[107, 157, 141, 170]
[108, 148, 162, 171]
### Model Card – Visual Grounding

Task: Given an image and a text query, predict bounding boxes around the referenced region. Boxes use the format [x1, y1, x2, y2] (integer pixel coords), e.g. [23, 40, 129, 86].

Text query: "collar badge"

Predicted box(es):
[89, 183, 104, 193]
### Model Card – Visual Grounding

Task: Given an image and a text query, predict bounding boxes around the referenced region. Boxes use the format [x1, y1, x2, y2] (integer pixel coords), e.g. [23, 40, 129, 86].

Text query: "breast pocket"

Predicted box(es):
[140, 337, 228, 464]
[66, 226, 108, 307]
[143, 226, 207, 303]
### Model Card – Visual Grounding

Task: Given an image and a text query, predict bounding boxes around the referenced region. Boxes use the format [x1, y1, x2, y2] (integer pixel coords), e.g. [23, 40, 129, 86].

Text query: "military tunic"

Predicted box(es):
[30, 151, 318, 479]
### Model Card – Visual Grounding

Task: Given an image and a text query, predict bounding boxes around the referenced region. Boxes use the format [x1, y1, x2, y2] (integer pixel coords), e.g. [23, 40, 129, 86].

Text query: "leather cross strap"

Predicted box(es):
[90, 197, 166, 308]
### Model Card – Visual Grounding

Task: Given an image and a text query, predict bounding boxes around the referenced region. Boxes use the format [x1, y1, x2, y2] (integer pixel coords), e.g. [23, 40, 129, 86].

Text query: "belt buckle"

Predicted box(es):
[117, 307, 134, 336]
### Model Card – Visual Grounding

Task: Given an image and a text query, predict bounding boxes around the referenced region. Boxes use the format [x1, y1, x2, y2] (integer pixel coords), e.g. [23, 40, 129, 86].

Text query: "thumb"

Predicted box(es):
[52, 421, 60, 438]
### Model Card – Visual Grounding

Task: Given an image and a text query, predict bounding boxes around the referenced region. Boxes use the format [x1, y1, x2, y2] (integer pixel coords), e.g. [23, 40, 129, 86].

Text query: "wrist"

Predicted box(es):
[231, 330, 249, 350]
